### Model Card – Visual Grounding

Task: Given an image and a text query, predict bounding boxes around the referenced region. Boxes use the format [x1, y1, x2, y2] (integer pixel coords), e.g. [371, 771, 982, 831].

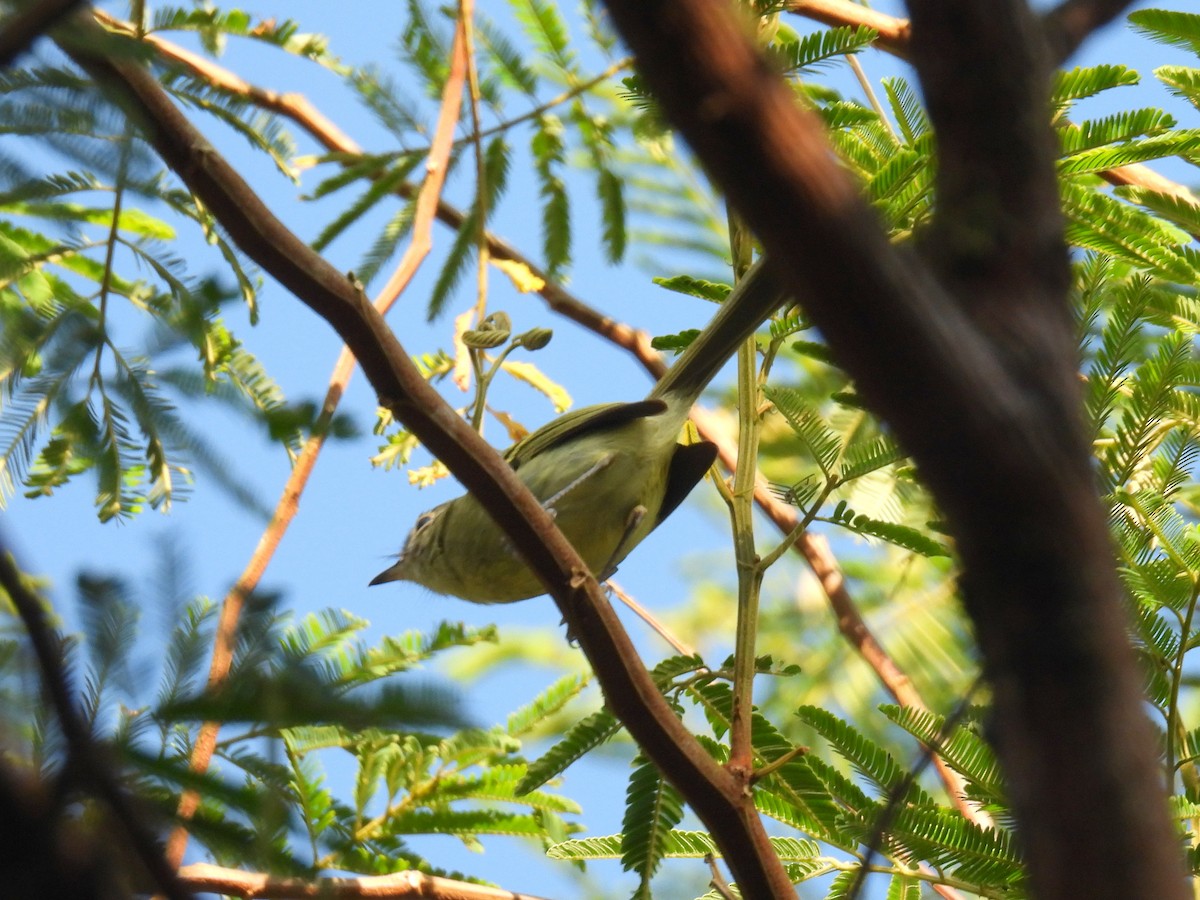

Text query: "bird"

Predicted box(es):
[370, 258, 786, 603]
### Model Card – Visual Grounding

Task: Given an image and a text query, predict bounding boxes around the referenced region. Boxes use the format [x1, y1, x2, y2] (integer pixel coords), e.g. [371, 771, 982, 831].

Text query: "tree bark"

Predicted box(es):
[596, 0, 1187, 897]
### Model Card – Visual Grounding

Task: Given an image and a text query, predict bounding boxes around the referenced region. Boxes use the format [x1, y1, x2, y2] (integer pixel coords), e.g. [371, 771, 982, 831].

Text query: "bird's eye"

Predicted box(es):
[414, 509, 438, 532]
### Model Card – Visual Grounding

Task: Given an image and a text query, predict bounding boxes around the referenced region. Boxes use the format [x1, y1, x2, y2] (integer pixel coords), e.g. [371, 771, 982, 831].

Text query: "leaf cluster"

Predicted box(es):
[1, 551, 585, 880]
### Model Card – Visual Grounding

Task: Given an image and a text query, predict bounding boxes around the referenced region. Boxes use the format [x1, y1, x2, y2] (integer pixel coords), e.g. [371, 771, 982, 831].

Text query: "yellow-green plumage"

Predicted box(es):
[370, 259, 785, 603]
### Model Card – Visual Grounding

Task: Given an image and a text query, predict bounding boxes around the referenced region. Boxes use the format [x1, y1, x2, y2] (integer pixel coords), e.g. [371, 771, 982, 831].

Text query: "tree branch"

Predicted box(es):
[0, 0, 83, 65]
[786, 0, 912, 58]
[178, 862, 551, 899]
[99, 9, 983, 820]
[1041, 0, 1140, 64]
[60, 13, 795, 897]
[595, 0, 1185, 896]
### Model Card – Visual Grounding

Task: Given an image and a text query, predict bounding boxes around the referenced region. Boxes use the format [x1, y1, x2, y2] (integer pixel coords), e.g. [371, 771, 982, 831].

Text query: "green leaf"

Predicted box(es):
[770, 24, 878, 73]
[650, 328, 700, 354]
[1157, 64, 1200, 113]
[310, 157, 423, 253]
[1052, 64, 1140, 107]
[886, 873, 922, 900]
[547, 833, 624, 860]
[1115, 185, 1200, 237]
[478, 13, 540, 96]
[532, 115, 571, 277]
[880, 705, 1005, 803]
[399, 0, 452, 93]
[383, 808, 547, 838]
[1058, 130, 1200, 177]
[517, 707, 621, 794]
[652, 274, 731, 303]
[887, 805, 1023, 886]
[1062, 182, 1197, 284]
[596, 167, 626, 263]
[152, 7, 346, 72]
[827, 506, 951, 558]
[882, 77, 929, 144]
[621, 759, 684, 892]
[509, 0, 576, 75]
[0, 201, 175, 239]
[1057, 109, 1177, 154]
[764, 385, 842, 477]
[838, 434, 907, 482]
[1130, 9, 1200, 56]
[795, 706, 933, 805]
[506, 671, 589, 736]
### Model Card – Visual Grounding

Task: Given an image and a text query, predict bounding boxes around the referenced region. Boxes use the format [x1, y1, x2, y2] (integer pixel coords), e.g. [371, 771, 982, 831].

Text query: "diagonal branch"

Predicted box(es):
[0, 0, 84, 65]
[595, 0, 1185, 897]
[100, 8, 984, 817]
[60, 13, 796, 898]
[1041, 0, 1140, 64]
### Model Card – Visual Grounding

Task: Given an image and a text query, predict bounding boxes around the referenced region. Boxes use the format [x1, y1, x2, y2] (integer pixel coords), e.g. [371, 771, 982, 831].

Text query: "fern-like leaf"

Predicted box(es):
[517, 707, 621, 794]
[1052, 64, 1140, 108]
[621, 759, 685, 894]
[506, 671, 589, 736]
[765, 385, 842, 477]
[771, 24, 878, 73]
[796, 706, 933, 805]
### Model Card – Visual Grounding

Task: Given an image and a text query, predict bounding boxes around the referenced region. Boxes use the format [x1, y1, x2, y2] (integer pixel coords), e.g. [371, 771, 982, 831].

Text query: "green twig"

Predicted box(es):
[726, 211, 764, 775]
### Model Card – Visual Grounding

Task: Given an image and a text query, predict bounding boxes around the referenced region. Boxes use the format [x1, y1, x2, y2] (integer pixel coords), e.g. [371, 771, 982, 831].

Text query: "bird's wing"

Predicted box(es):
[505, 399, 669, 469]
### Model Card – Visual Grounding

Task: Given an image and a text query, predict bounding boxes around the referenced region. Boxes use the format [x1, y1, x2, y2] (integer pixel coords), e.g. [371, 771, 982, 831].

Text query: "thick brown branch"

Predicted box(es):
[596, 0, 1185, 897]
[0, 0, 83, 65]
[60, 15, 794, 898]
[1042, 0, 1140, 64]
[93, 7, 981, 821]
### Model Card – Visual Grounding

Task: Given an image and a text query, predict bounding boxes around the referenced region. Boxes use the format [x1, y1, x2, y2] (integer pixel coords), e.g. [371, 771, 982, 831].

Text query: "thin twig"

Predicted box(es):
[161, 16, 471, 869]
[607, 579, 696, 657]
[704, 854, 737, 900]
[690, 415, 989, 826]
[371, 20, 471, 311]
[458, 0, 490, 324]
[726, 219, 764, 777]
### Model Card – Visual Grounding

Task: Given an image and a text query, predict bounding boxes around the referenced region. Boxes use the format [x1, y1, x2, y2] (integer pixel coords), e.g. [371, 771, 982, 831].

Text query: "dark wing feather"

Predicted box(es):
[655, 441, 718, 527]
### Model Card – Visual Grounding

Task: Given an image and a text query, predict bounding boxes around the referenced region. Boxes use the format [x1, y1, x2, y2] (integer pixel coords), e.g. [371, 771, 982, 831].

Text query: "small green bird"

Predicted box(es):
[370, 259, 785, 603]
